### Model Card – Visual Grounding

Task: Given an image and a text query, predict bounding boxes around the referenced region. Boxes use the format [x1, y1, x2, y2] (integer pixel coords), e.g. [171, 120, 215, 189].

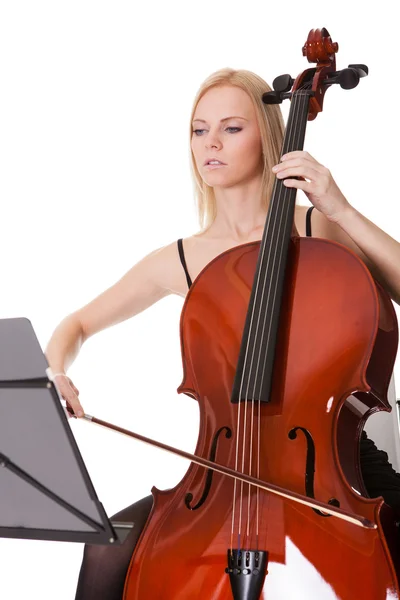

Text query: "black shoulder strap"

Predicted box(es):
[177, 239, 192, 288]
[306, 206, 315, 237]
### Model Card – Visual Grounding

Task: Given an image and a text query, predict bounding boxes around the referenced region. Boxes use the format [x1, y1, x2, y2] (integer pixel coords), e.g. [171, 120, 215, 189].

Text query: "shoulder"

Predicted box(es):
[144, 238, 180, 283]
[303, 206, 376, 273]
[294, 204, 311, 237]
[146, 238, 193, 298]
[74, 241, 184, 340]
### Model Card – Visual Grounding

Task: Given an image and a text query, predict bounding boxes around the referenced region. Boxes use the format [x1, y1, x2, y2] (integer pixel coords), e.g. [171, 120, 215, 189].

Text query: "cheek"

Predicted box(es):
[191, 138, 202, 165]
[233, 132, 262, 163]
[246, 134, 263, 160]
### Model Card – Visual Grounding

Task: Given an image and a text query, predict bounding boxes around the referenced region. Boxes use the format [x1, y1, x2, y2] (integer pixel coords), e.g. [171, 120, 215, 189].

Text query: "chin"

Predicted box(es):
[203, 170, 234, 181]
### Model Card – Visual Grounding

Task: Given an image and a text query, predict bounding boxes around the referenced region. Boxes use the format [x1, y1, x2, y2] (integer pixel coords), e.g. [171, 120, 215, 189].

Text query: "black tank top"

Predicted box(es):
[178, 205, 315, 289]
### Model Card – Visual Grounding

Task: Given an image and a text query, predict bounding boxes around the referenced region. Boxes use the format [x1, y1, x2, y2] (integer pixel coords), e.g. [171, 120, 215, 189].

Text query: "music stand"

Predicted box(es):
[0, 317, 133, 545]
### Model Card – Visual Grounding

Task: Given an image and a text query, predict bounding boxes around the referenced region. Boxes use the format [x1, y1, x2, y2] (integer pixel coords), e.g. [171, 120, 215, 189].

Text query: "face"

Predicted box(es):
[191, 85, 263, 188]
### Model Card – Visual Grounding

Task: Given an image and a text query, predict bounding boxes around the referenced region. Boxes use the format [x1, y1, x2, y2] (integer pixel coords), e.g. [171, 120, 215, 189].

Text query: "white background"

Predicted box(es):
[1, 2, 400, 599]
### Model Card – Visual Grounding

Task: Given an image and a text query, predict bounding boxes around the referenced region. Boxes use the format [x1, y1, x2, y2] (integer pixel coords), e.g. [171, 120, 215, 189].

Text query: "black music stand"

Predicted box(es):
[0, 317, 133, 545]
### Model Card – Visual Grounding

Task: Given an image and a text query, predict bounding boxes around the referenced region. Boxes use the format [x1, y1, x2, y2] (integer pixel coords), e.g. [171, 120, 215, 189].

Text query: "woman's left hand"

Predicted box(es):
[272, 150, 352, 223]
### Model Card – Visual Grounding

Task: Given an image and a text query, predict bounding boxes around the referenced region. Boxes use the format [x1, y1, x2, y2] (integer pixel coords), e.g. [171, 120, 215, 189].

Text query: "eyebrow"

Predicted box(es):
[192, 116, 248, 124]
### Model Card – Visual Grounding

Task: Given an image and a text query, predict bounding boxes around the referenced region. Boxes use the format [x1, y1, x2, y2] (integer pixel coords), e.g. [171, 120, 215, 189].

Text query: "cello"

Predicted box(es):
[87, 28, 400, 599]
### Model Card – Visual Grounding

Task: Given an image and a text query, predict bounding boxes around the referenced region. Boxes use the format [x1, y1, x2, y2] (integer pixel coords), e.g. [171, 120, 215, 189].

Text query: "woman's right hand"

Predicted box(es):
[54, 374, 84, 418]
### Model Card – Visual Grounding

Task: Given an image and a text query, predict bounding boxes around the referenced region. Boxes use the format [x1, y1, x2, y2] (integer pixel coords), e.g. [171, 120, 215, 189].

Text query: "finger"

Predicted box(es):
[276, 166, 319, 181]
[68, 403, 84, 418]
[55, 378, 80, 404]
[70, 383, 80, 396]
[53, 377, 84, 417]
[60, 389, 84, 417]
[66, 407, 76, 419]
[275, 158, 322, 173]
[281, 150, 317, 163]
[64, 401, 77, 419]
[69, 400, 84, 417]
[282, 179, 311, 192]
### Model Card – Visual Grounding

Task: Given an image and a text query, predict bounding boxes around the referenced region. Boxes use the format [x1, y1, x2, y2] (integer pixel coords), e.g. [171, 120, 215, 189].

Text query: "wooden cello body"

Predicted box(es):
[123, 237, 399, 599]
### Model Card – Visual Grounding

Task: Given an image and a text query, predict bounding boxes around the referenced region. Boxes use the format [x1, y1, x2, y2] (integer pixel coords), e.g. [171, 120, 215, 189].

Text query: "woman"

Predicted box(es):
[45, 68, 400, 598]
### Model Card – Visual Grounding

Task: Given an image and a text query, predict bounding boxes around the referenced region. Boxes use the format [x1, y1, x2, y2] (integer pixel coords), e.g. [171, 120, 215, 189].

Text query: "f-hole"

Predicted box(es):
[288, 426, 340, 517]
[185, 426, 232, 510]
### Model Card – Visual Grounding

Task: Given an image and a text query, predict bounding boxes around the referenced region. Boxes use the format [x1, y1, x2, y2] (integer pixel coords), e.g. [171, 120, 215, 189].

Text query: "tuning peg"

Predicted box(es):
[338, 64, 369, 90]
[348, 64, 369, 77]
[272, 74, 295, 93]
[339, 68, 360, 90]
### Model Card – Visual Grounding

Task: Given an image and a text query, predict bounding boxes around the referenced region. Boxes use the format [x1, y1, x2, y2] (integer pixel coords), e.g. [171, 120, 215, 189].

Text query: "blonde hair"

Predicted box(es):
[189, 68, 285, 232]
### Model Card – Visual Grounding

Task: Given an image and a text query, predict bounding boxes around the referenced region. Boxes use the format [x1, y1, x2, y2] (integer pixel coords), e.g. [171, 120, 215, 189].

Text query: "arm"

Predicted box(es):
[274, 151, 400, 306]
[74, 244, 171, 342]
[44, 314, 85, 374]
[44, 243, 173, 413]
[312, 206, 400, 306]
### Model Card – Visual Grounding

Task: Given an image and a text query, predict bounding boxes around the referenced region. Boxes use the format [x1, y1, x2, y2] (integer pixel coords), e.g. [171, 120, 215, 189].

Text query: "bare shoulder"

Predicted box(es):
[294, 204, 310, 237]
[75, 241, 185, 341]
[143, 235, 230, 298]
[165, 234, 224, 298]
[153, 238, 197, 298]
[300, 205, 376, 274]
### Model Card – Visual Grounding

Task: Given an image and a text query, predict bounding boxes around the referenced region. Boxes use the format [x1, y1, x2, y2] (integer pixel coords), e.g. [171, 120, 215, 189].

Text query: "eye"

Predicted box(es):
[192, 127, 242, 136]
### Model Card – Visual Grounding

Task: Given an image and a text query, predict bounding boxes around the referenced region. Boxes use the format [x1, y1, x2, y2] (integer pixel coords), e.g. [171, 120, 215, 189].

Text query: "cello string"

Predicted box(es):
[230, 135, 285, 549]
[251, 89, 309, 542]
[230, 327, 246, 548]
[251, 91, 305, 542]
[251, 90, 306, 542]
[234, 90, 304, 539]
[231, 176, 274, 550]
[241, 88, 308, 545]
[232, 89, 305, 549]
[254, 88, 309, 398]
[234, 169, 284, 547]
[231, 83, 310, 547]
[251, 90, 308, 416]
[252, 90, 308, 398]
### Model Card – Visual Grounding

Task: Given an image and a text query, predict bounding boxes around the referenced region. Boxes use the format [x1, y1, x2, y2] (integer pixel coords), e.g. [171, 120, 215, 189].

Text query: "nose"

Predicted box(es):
[205, 132, 222, 150]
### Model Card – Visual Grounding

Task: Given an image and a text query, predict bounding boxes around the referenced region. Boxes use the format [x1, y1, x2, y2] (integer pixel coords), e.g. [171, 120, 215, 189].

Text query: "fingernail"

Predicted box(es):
[272, 165, 279, 172]
[77, 410, 83, 417]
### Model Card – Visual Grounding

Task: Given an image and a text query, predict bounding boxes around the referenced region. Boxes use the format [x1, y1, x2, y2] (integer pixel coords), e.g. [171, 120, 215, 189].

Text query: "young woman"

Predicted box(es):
[45, 68, 400, 599]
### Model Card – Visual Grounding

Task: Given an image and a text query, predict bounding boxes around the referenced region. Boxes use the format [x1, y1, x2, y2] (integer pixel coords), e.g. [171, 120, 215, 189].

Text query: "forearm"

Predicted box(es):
[44, 314, 85, 373]
[335, 206, 400, 306]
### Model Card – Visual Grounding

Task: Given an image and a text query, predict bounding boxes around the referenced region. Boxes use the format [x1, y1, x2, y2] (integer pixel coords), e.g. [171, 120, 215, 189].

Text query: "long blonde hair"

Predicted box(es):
[189, 68, 285, 232]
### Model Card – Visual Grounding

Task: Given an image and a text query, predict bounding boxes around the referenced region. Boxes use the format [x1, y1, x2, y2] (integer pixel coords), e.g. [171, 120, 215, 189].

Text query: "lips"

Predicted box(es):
[204, 159, 226, 166]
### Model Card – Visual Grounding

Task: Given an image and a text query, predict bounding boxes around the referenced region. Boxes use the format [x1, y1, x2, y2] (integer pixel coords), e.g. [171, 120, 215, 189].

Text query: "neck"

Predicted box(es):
[208, 175, 267, 242]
